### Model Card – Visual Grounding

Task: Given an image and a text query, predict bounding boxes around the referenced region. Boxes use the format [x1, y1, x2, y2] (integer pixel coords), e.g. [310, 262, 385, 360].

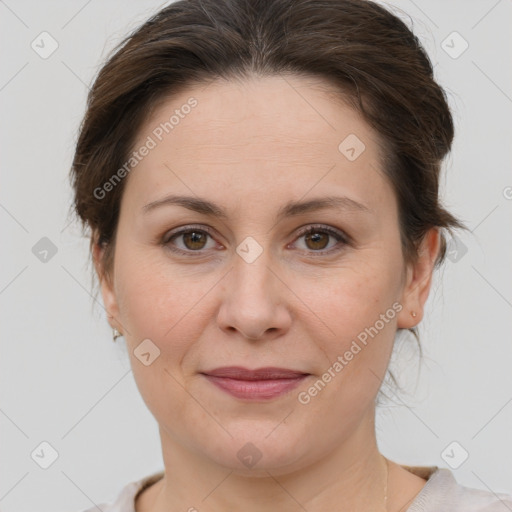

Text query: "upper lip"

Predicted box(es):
[201, 366, 309, 380]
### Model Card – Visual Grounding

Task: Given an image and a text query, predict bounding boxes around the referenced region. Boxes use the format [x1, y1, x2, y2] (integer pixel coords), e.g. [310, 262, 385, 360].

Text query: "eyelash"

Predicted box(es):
[161, 224, 350, 258]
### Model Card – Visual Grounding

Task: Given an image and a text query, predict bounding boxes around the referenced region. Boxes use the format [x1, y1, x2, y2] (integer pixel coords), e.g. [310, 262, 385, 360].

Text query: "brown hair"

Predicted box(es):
[69, 0, 467, 394]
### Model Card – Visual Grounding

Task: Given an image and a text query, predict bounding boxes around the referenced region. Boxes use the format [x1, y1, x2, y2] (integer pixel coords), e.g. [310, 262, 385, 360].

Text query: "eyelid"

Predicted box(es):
[293, 223, 349, 242]
[163, 224, 217, 244]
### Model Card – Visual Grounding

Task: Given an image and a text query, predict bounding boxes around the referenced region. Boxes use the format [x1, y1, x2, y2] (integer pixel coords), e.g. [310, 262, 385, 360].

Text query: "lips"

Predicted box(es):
[201, 366, 310, 400]
[202, 366, 308, 380]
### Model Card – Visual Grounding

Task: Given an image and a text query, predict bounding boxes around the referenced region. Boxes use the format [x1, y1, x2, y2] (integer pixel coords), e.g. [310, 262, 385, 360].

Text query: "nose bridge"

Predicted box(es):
[231, 237, 275, 306]
[217, 236, 290, 340]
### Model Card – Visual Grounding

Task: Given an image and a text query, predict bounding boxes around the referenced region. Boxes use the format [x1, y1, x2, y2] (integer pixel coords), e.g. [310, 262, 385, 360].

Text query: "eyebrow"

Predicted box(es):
[142, 194, 371, 220]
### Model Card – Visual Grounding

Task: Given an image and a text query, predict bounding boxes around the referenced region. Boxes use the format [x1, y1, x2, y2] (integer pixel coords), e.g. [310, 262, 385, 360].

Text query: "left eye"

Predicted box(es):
[292, 225, 347, 253]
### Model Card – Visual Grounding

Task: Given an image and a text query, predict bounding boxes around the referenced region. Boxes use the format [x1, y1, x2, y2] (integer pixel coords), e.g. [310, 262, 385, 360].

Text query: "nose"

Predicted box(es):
[216, 247, 292, 341]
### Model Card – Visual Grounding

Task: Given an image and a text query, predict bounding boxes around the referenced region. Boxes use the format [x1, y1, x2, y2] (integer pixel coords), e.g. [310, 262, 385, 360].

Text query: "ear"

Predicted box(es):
[92, 234, 121, 332]
[397, 228, 441, 329]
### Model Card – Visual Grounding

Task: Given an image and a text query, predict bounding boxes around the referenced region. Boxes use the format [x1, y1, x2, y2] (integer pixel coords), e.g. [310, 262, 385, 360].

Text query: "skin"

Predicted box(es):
[94, 74, 440, 511]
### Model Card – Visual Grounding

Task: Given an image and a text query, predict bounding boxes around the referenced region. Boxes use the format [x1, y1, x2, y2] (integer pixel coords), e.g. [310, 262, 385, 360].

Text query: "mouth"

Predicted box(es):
[200, 366, 310, 400]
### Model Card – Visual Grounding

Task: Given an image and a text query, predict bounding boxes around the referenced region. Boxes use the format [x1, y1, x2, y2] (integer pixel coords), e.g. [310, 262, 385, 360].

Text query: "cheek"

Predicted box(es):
[114, 249, 219, 353]
[294, 255, 402, 341]
[290, 248, 404, 408]
[113, 254, 213, 421]
[293, 266, 400, 424]
[117, 269, 178, 340]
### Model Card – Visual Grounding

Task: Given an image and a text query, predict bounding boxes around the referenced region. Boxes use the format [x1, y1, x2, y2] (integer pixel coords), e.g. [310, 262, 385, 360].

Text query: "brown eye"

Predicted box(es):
[181, 230, 208, 250]
[293, 225, 348, 255]
[164, 226, 217, 254]
[304, 231, 330, 250]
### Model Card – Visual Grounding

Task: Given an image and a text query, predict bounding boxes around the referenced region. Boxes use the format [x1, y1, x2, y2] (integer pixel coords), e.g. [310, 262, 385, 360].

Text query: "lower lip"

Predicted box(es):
[203, 375, 308, 400]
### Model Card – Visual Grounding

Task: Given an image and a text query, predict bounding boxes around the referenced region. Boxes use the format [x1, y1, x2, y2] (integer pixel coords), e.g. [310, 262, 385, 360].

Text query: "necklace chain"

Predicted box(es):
[383, 455, 389, 511]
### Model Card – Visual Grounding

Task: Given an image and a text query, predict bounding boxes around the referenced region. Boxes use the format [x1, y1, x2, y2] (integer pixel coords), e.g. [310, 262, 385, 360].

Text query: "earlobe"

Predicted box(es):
[396, 228, 441, 329]
[92, 238, 121, 331]
[100, 276, 120, 331]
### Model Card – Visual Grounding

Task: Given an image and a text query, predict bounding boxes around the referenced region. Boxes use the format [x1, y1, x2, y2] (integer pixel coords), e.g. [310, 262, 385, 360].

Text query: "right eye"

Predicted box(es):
[162, 225, 219, 255]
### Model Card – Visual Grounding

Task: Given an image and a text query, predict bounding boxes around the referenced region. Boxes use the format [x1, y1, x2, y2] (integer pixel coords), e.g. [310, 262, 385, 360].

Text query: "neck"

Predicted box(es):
[144, 408, 389, 512]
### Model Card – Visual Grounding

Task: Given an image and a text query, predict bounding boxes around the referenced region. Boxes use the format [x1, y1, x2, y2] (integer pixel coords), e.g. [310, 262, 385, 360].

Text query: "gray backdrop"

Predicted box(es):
[1, 0, 511, 510]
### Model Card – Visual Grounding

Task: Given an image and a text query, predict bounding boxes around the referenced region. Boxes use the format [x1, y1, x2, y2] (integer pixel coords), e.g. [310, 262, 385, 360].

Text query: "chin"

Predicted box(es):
[197, 427, 311, 476]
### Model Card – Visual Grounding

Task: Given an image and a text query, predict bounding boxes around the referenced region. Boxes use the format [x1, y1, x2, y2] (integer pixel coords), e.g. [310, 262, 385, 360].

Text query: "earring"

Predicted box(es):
[411, 311, 417, 318]
[112, 328, 122, 342]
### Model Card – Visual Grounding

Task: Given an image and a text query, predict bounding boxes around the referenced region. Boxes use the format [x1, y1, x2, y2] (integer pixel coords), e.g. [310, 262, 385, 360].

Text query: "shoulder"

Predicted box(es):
[405, 466, 512, 512]
[76, 470, 165, 512]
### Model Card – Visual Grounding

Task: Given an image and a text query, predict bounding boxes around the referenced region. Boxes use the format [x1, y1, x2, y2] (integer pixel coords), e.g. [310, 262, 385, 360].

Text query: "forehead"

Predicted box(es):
[138, 74, 376, 151]
[123, 74, 392, 216]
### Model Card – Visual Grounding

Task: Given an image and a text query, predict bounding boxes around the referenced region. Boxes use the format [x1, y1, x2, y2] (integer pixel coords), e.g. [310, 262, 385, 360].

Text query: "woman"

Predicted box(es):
[71, 0, 512, 510]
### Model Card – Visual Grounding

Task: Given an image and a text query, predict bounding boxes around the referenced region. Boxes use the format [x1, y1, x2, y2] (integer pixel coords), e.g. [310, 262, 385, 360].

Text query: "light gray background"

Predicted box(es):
[1, 0, 511, 510]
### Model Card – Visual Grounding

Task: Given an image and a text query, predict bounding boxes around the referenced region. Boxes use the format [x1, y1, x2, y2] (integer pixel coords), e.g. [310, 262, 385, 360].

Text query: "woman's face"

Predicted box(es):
[96, 74, 438, 475]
